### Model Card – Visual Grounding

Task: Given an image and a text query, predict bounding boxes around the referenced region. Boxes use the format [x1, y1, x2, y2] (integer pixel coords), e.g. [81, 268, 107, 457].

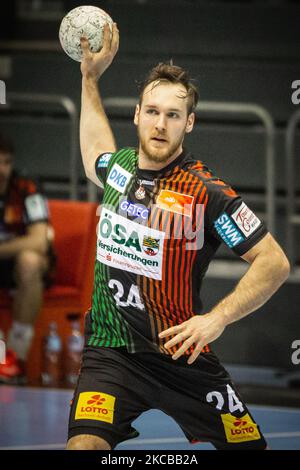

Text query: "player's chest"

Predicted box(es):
[100, 166, 204, 253]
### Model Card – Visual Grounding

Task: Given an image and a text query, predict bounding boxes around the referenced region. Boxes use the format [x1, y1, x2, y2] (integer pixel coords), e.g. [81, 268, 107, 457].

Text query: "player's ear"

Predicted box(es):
[134, 104, 140, 126]
[185, 112, 195, 134]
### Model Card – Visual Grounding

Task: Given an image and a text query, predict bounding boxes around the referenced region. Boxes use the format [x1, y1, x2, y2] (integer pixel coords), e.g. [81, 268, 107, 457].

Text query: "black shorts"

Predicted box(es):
[0, 245, 56, 289]
[68, 346, 267, 450]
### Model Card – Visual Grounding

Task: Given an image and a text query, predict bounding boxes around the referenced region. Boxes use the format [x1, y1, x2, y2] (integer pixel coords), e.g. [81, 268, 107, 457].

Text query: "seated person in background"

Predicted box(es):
[0, 133, 55, 384]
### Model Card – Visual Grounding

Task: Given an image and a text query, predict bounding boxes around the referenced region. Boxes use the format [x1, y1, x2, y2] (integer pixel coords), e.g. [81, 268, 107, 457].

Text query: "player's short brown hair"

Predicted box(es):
[138, 62, 199, 115]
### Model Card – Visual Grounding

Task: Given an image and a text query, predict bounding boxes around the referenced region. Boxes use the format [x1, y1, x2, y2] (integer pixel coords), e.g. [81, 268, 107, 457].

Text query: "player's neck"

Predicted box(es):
[138, 146, 183, 171]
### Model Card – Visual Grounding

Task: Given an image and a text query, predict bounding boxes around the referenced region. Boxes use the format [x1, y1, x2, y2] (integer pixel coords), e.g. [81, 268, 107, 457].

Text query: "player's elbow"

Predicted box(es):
[32, 235, 48, 256]
[271, 250, 290, 283]
[280, 254, 291, 280]
[81, 153, 96, 181]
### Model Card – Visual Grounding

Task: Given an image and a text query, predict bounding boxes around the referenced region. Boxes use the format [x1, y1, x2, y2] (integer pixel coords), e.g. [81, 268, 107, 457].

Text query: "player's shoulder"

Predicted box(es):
[185, 156, 223, 184]
[97, 147, 138, 172]
[185, 157, 238, 199]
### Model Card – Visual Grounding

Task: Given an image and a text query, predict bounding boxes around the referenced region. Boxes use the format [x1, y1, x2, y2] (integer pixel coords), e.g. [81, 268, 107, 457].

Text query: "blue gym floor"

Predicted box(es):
[0, 385, 299, 450]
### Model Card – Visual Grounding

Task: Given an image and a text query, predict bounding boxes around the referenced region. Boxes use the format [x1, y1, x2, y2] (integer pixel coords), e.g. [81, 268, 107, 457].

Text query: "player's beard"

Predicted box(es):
[137, 126, 186, 164]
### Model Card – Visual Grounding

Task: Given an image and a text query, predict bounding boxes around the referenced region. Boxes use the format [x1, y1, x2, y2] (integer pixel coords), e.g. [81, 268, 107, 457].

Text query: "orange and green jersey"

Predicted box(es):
[87, 148, 267, 357]
[0, 171, 49, 242]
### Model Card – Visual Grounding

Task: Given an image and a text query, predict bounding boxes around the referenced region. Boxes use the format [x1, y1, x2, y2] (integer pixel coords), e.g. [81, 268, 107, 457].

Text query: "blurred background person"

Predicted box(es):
[0, 132, 55, 384]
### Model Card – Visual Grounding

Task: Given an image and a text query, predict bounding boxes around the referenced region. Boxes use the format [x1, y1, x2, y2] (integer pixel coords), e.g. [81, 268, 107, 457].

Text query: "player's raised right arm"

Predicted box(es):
[80, 23, 119, 185]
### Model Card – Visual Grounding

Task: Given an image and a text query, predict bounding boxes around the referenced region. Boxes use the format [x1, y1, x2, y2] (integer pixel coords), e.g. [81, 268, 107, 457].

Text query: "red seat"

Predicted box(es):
[0, 199, 98, 384]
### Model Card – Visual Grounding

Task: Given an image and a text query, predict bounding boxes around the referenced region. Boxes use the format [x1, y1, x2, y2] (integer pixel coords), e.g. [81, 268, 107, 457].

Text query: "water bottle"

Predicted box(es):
[64, 314, 84, 388]
[41, 322, 62, 387]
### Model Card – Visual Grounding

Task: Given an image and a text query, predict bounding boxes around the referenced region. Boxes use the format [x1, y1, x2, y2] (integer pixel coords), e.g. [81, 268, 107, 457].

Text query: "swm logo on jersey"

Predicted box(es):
[107, 163, 132, 194]
[214, 213, 245, 248]
[97, 208, 165, 280]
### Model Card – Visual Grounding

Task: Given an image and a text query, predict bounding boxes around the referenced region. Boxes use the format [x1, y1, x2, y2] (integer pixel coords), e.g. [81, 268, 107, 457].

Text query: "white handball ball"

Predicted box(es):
[59, 5, 113, 62]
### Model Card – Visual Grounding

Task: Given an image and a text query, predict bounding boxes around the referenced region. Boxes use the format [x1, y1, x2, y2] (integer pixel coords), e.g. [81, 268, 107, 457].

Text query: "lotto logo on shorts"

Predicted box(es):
[221, 413, 261, 443]
[75, 392, 116, 423]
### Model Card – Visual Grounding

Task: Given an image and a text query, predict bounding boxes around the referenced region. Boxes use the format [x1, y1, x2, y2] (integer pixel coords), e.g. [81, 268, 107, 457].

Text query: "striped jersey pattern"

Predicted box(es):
[87, 147, 267, 357]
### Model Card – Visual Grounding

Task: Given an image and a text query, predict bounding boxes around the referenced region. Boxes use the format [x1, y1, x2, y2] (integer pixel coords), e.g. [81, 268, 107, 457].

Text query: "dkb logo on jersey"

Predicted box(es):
[107, 163, 132, 194]
[214, 213, 245, 248]
[221, 413, 261, 443]
[75, 392, 116, 423]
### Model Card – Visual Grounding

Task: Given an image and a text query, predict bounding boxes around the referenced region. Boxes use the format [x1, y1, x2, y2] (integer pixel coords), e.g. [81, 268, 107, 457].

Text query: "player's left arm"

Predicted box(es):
[159, 232, 290, 364]
[0, 222, 48, 259]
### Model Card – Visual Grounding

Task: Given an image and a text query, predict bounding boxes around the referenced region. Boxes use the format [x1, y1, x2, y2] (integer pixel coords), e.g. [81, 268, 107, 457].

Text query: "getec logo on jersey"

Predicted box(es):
[107, 163, 132, 194]
[75, 392, 116, 423]
[97, 208, 165, 280]
[156, 190, 194, 217]
[221, 413, 261, 443]
[231, 202, 261, 237]
[214, 213, 245, 248]
[119, 200, 149, 220]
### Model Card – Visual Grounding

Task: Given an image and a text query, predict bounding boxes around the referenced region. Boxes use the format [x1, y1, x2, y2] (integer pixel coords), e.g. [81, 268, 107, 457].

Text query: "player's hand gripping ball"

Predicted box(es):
[59, 5, 113, 62]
